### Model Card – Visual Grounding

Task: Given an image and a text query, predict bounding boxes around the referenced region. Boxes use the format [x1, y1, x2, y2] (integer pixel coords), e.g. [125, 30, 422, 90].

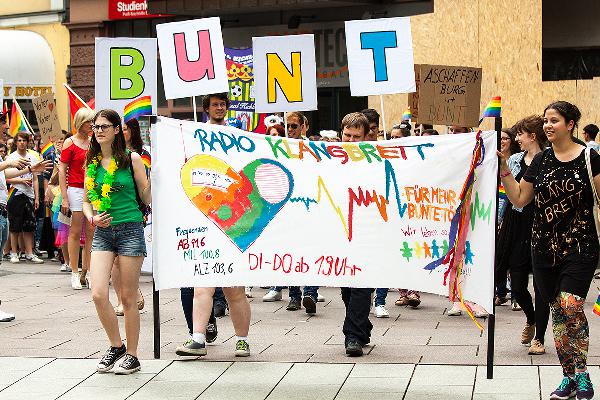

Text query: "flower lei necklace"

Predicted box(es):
[85, 155, 118, 212]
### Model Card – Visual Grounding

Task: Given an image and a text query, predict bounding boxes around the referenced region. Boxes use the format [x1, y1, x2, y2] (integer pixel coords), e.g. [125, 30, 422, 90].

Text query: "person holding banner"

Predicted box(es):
[339, 112, 375, 357]
[83, 109, 151, 375]
[500, 101, 597, 400]
[59, 108, 95, 290]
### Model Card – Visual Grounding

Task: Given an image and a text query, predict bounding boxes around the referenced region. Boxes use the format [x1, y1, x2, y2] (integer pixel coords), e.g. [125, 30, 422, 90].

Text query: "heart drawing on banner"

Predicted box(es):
[181, 155, 295, 252]
[48, 103, 54, 112]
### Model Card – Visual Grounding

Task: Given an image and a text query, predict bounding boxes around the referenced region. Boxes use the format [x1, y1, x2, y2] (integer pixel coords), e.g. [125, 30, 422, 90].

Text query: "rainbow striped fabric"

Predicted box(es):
[8, 101, 29, 137]
[7, 187, 16, 204]
[41, 142, 55, 158]
[481, 96, 501, 119]
[141, 153, 151, 169]
[124, 96, 152, 122]
[594, 292, 600, 316]
[499, 184, 507, 200]
[402, 108, 411, 121]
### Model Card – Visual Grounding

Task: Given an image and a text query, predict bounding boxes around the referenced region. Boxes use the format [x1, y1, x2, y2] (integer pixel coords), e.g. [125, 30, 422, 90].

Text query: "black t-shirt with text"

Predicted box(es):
[523, 147, 600, 266]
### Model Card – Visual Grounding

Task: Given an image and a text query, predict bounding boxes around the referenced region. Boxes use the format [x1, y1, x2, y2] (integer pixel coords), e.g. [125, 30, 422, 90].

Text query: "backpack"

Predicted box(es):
[128, 152, 151, 224]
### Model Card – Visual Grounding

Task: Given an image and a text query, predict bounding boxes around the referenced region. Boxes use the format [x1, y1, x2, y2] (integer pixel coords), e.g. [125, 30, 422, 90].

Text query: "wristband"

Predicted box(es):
[89, 216, 94, 227]
[500, 170, 511, 178]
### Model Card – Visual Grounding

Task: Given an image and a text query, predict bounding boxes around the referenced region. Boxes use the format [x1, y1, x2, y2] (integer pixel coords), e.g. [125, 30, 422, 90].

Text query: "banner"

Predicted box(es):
[224, 47, 265, 133]
[157, 17, 229, 100]
[151, 117, 497, 312]
[345, 17, 415, 96]
[252, 34, 318, 113]
[32, 93, 62, 144]
[95, 38, 157, 118]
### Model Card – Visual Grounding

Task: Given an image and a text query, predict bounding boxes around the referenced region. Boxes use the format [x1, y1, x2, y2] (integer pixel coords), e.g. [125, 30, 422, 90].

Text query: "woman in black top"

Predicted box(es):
[500, 101, 598, 400]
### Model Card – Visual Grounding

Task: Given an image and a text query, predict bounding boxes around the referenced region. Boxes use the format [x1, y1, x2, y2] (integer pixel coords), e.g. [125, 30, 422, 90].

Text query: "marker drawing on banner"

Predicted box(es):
[156, 17, 228, 99]
[32, 93, 62, 144]
[95, 37, 157, 118]
[345, 17, 415, 96]
[253, 34, 317, 113]
[151, 117, 497, 313]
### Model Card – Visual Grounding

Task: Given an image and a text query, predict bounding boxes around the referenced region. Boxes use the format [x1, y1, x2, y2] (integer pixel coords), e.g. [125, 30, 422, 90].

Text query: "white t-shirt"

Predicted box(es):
[0, 157, 7, 206]
[6, 150, 40, 199]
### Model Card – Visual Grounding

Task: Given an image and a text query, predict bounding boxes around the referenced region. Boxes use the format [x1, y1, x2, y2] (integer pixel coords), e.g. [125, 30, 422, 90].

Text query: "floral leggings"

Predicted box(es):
[551, 292, 589, 375]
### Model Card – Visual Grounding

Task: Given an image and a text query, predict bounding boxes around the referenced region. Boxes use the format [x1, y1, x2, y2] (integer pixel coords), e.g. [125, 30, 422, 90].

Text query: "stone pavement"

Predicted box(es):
[1, 260, 600, 399]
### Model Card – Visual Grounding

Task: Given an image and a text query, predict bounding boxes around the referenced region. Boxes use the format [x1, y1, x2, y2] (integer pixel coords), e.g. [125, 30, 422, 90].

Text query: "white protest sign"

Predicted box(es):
[156, 17, 228, 100]
[32, 93, 62, 144]
[252, 34, 317, 113]
[345, 17, 415, 96]
[141, 212, 153, 274]
[151, 117, 497, 312]
[95, 37, 157, 117]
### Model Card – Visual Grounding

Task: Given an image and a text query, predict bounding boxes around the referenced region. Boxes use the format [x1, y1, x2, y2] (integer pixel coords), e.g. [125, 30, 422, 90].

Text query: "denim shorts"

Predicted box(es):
[91, 222, 147, 257]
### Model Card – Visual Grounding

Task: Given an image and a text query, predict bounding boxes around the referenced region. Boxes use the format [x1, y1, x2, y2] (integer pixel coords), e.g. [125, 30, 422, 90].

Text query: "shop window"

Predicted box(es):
[542, 48, 600, 81]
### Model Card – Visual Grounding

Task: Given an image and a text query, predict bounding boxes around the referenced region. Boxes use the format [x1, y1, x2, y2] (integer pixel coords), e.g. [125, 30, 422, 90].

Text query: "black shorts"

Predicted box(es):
[7, 194, 36, 233]
[532, 253, 598, 303]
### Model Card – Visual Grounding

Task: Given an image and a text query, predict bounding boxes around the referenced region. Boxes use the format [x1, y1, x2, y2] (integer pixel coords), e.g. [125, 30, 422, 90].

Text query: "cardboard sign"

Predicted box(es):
[151, 117, 497, 312]
[95, 37, 157, 117]
[345, 17, 415, 96]
[409, 64, 482, 127]
[252, 34, 317, 113]
[32, 93, 62, 144]
[156, 17, 229, 100]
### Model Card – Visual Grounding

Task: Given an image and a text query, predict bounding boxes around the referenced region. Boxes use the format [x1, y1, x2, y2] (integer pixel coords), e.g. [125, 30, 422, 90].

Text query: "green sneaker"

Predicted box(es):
[175, 338, 206, 356]
[235, 339, 250, 357]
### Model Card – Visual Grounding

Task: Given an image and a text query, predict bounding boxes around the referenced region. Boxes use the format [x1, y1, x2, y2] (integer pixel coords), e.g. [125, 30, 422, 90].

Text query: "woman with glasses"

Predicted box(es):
[60, 108, 95, 289]
[83, 109, 150, 374]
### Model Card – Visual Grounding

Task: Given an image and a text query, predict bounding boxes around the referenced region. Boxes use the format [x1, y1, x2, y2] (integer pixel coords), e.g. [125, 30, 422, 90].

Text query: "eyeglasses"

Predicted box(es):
[500, 136, 511, 141]
[92, 124, 114, 132]
[288, 124, 300, 130]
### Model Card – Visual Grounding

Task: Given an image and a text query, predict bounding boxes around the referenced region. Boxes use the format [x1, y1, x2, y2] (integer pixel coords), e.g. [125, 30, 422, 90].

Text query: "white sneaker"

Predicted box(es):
[245, 286, 253, 298]
[59, 264, 69, 272]
[447, 302, 462, 316]
[262, 289, 282, 302]
[71, 272, 82, 290]
[0, 310, 15, 322]
[317, 293, 325, 302]
[25, 254, 44, 264]
[9, 254, 19, 264]
[374, 305, 390, 318]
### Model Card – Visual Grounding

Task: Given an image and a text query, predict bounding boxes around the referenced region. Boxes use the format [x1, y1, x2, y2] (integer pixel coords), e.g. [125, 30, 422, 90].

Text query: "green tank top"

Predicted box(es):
[95, 162, 143, 225]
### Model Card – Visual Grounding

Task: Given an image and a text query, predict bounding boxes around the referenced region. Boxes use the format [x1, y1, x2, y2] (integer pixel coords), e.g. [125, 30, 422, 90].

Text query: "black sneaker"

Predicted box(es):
[550, 376, 576, 400]
[206, 321, 218, 343]
[213, 302, 228, 318]
[345, 340, 363, 357]
[114, 354, 141, 375]
[175, 339, 207, 356]
[302, 296, 317, 314]
[286, 297, 301, 311]
[96, 344, 126, 372]
[575, 372, 594, 400]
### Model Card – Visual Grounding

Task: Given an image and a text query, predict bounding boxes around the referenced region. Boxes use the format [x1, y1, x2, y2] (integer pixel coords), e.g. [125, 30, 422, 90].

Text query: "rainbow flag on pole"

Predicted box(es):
[594, 292, 600, 316]
[479, 96, 502, 124]
[402, 108, 411, 121]
[123, 96, 152, 123]
[64, 83, 93, 133]
[8, 100, 31, 137]
[41, 142, 55, 158]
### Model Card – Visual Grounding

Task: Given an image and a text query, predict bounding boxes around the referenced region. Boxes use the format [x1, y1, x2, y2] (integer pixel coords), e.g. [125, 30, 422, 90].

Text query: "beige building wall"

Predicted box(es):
[370, 0, 600, 137]
[2, 0, 56, 16]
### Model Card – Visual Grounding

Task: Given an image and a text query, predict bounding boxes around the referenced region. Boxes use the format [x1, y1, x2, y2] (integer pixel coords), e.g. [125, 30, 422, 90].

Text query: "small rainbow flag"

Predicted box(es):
[141, 153, 151, 169]
[41, 142, 55, 158]
[594, 292, 600, 316]
[402, 108, 411, 121]
[499, 184, 507, 200]
[479, 96, 502, 124]
[8, 100, 30, 137]
[124, 96, 152, 122]
[7, 187, 16, 204]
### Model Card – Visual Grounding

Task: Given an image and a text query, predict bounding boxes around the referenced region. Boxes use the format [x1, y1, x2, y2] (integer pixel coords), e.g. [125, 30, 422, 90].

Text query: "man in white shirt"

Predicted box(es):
[583, 124, 600, 152]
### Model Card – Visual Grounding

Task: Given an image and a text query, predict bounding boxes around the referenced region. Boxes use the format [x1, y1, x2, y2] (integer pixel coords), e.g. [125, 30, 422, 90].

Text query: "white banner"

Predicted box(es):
[95, 37, 157, 116]
[252, 34, 317, 113]
[151, 117, 496, 312]
[345, 17, 415, 96]
[156, 17, 229, 100]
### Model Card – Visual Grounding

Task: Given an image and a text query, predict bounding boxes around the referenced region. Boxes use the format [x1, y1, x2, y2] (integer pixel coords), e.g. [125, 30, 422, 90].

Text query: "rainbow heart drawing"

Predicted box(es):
[181, 155, 294, 252]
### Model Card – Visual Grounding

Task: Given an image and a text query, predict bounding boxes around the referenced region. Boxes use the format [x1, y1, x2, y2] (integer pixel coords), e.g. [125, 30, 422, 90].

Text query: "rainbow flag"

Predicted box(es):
[141, 153, 151, 169]
[41, 142, 55, 158]
[7, 187, 16, 204]
[479, 96, 502, 124]
[123, 96, 152, 122]
[64, 83, 93, 133]
[402, 108, 411, 121]
[594, 292, 600, 316]
[8, 100, 30, 137]
[499, 184, 507, 200]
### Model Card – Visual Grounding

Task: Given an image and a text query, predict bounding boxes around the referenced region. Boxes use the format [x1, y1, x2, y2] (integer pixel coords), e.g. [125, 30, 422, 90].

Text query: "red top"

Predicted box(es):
[60, 142, 87, 188]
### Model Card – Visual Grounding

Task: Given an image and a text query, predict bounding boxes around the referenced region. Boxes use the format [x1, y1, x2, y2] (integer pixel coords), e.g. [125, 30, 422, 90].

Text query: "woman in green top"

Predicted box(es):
[82, 109, 151, 375]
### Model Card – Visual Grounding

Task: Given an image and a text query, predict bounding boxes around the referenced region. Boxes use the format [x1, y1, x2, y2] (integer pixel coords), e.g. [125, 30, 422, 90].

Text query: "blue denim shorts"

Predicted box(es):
[91, 222, 147, 257]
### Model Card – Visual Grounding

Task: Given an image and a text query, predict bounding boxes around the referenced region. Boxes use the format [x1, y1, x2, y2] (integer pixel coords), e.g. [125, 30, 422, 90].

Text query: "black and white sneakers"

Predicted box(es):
[114, 354, 141, 375]
[96, 344, 126, 373]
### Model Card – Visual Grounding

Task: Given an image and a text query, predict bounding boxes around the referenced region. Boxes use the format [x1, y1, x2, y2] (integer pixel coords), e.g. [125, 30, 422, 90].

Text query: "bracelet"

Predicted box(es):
[500, 170, 511, 178]
[88, 216, 94, 227]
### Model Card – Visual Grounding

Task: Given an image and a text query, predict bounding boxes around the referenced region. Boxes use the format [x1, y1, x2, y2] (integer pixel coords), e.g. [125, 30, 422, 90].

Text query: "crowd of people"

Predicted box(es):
[0, 93, 598, 400]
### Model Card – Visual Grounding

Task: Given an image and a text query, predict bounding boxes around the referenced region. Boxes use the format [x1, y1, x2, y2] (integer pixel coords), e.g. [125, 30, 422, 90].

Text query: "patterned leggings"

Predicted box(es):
[551, 292, 589, 375]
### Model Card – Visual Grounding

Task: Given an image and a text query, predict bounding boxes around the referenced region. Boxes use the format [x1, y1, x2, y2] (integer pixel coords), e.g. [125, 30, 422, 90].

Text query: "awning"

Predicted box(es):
[0, 30, 55, 99]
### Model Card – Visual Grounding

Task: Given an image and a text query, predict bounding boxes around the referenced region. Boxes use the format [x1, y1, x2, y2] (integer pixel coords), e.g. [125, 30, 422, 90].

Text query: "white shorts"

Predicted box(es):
[67, 187, 84, 212]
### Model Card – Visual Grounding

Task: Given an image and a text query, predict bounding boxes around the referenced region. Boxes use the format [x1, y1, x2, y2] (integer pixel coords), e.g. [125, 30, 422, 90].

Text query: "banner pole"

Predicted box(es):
[284, 112, 288, 138]
[487, 115, 502, 379]
[149, 115, 160, 360]
[192, 97, 198, 122]
[379, 95, 387, 140]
